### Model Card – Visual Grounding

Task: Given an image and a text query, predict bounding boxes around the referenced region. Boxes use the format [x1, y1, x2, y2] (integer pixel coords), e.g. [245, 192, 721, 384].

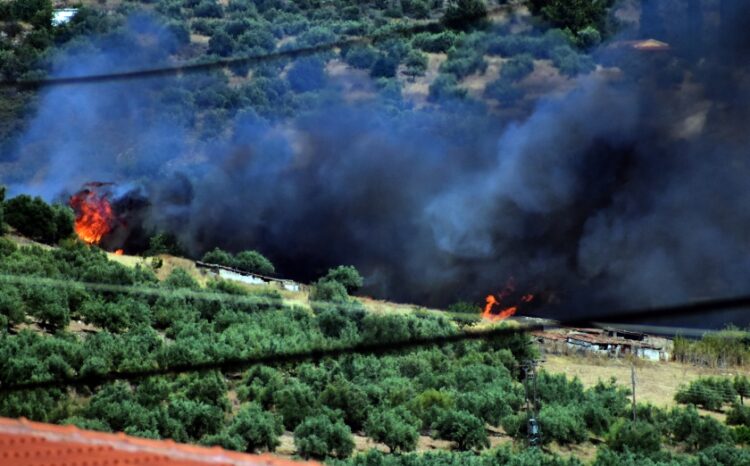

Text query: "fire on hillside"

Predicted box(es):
[69, 182, 117, 245]
[481, 279, 535, 321]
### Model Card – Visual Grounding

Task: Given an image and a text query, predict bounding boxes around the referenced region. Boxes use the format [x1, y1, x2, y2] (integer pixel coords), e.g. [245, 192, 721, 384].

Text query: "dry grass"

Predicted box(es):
[542, 353, 750, 419]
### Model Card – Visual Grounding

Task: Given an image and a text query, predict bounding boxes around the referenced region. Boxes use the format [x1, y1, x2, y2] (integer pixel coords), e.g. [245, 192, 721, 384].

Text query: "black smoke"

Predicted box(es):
[3, 3, 750, 323]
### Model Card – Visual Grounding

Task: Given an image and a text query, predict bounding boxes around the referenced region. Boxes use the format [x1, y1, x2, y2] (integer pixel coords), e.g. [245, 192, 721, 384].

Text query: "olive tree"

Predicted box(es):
[365, 406, 420, 452]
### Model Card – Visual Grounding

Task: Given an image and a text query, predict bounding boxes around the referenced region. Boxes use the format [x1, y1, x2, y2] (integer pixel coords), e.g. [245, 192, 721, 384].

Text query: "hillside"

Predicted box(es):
[3, 0, 750, 465]
[2, 231, 750, 464]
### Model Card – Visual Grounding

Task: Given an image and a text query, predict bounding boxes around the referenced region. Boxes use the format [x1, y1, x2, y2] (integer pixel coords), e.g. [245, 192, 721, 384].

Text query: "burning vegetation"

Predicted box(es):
[68, 183, 116, 246]
[481, 279, 534, 321]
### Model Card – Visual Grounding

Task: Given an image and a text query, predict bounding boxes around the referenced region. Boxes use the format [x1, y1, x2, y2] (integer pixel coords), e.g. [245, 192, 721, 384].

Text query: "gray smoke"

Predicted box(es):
[3, 3, 750, 321]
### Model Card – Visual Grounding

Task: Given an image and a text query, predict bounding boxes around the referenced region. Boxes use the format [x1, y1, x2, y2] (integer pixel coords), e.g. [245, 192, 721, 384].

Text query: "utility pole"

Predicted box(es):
[631, 364, 637, 422]
[523, 360, 541, 446]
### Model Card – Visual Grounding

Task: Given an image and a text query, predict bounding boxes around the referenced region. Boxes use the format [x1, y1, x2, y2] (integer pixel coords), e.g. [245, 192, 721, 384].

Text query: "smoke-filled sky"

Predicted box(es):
[2, 2, 750, 322]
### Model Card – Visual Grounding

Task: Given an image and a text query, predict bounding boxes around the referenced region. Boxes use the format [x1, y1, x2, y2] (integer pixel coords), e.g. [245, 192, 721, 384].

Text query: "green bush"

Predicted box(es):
[193, 0, 224, 18]
[321, 265, 363, 292]
[288, 57, 327, 93]
[439, 48, 487, 78]
[606, 420, 661, 455]
[412, 32, 458, 53]
[483, 77, 522, 105]
[234, 250, 275, 275]
[344, 45, 379, 69]
[727, 404, 750, 427]
[201, 247, 233, 266]
[294, 414, 354, 459]
[432, 409, 489, 451]
[79, 297, 151, 333]
[442, 0, 487, 29]
[403, 50, 428, 78]
[500, 54, 534, 81]
[320, 378, 370, 431]
[428, 74, 466, 101]
[311, 279, 349, 302]
[667, 406, 731, 451]
[528, 0, 614, 38]
[0, 283, 25, 330]
[163, 268, 200, 290]
[365, 406, 420, 452]
[274, 380, 318, 430]
[675, 377, 738, 412]
[550, 46, 595, 77]
[4, 195, 73, 244]
[208, 30, 235, 56]
[145, 232, 183, 256]
[539, 403, 587, 445]
[227, 403, 283, 452]
[370, 55, 399, 78]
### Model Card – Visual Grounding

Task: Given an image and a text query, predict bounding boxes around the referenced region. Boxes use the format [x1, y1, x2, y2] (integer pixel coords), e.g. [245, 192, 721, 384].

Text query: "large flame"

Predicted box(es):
[69, 187, 115, 245]
[481, 279, 534, 321]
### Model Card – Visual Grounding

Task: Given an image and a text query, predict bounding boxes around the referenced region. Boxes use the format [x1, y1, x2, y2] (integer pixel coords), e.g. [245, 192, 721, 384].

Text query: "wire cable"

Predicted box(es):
[2, 291, 750, 392]
[0, 8, 505, 89]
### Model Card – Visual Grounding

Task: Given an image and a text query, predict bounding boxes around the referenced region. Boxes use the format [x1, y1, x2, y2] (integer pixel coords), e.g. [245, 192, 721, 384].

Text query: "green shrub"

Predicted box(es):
[442, 0, 487, 29]
[412, 31, 458, 53]
[500, 54, 534, 81]
[410, 389, 455, 429]
[321, 265, 363, 292]
[484, 77, 522, 105]
[344, 45, 379, 69]
[403, 50, 428, 78]
[193, 0, 223, 18]
[539, 403, 587, 445]
[550, 46, 595, 77]
[4, 195, 73, 244]
[164, 268, 200, 290]
[432, 409, 489, 451]
[370, 55, 399, 78]
[675, 377, 738, 412]
[288, 57, 327, 93]
[234, 250, 275, 275]
[145, 232, 183, 256]
[227, 403, 283, 452]
[428, 74, 466, 101]
[606, 420, 661, 454]
[439, 49, 487, 78]
[311, 279, 349, 302]
[0, 284, 25, 330]
[667, 406, 731, 451]
[320, 378, 370, 431]
[727, 404, 750, 427]
[274, 380, 318, 430]
[365, 406, 420, 452]
[294, 414, 354, 459]
[201, 247, 233, 265]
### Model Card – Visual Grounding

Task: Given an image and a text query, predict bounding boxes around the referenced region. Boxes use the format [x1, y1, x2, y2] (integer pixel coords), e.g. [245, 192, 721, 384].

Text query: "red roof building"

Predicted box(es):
[0, 417, 319, 466]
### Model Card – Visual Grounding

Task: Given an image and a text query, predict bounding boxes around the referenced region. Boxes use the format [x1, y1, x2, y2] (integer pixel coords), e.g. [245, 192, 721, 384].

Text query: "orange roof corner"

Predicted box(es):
[0, 416, 320, 466]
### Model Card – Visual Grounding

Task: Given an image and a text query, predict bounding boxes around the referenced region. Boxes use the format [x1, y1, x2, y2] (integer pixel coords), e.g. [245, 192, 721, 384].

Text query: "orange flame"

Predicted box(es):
[69, 189, 115, 245]
[114, 249, 124, 255]
[481, 280, 534, 321]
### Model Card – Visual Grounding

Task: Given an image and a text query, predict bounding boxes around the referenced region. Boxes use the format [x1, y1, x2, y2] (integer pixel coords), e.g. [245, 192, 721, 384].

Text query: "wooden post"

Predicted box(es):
[631, 364, 637, 422]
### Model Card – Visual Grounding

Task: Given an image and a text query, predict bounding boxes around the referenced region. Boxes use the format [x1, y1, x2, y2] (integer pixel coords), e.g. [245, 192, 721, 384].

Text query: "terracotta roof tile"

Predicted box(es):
[0, 417, 319, 466]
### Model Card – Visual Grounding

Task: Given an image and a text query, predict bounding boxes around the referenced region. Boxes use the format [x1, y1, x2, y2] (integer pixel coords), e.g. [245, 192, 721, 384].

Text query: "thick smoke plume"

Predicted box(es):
[3, 3, 750, 321]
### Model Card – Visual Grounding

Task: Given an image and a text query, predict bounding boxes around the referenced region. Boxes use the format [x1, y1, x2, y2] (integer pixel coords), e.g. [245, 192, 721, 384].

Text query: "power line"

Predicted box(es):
[0, 321, 549, 392]
[2, 291, 750, 392]
[0, 272, 457, 318]
[0, 9, 503, 89]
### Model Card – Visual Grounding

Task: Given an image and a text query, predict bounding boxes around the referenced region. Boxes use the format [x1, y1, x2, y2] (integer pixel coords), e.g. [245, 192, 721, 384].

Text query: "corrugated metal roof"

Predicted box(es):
[0, 417, 319, 466]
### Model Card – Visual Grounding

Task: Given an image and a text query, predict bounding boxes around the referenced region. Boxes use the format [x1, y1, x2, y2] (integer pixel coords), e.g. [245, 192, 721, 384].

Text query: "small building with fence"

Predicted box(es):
[195, 261, 305, 292]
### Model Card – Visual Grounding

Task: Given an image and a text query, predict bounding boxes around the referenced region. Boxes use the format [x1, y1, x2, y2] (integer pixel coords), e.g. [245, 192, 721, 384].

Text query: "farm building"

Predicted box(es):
[534, 328, 671, 361]
[196, 260, 304, 292]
